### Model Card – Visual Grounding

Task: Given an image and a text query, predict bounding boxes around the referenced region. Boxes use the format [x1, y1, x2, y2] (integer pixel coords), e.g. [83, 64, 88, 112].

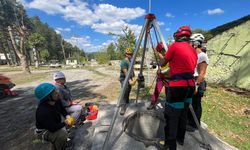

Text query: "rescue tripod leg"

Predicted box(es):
[135, 14, 168, 106]
[189, 104, 212, 150]
[102, 14, 167, 150]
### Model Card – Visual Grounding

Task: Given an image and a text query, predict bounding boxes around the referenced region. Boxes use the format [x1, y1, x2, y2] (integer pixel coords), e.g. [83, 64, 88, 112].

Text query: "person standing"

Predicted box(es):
[147, 42, 170, 110]
[187, 33, 209, 130]
[119, 48, 136, 115]
[158, 26, 197, 150]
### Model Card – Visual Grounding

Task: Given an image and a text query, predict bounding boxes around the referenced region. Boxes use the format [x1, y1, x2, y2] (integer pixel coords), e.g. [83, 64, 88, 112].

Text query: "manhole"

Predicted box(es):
[122, 111, 165, 145]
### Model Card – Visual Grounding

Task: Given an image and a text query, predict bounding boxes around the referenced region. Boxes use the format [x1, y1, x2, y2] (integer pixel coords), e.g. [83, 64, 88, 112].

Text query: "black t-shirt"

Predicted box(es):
[36, 100, 68, 132]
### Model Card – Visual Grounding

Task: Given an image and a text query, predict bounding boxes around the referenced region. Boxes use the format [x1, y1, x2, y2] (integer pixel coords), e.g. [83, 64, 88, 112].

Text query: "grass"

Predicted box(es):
[202, 84, 250, 150]
[0, 66, 22, 72]
[135, 83, 250, 150]
[10, 72, 50, 85]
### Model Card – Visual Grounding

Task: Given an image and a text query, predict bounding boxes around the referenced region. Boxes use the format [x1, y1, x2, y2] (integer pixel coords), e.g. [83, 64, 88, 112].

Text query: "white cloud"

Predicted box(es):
[64, 28, 71, 32]
[23, 0, 145, 35]
[94, 4, 145, 23]
[65, 36, 115, 52]
[207, 8, 224, 15]
[28, 0, 69, 15]
[92, 21, 142, 36]
[55, 29, 61, 34]
[56, 27, 71, 32]
[165, 28, 170, 32]
[158, 21, 165, 26]
[165, 13, 175, 18]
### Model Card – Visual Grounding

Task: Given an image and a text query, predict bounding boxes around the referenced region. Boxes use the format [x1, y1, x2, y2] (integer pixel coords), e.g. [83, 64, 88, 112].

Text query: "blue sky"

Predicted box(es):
[18, 0, 250, 52]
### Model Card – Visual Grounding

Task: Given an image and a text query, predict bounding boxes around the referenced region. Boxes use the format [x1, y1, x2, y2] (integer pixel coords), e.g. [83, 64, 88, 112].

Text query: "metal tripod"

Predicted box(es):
[102, 13, 211, 150]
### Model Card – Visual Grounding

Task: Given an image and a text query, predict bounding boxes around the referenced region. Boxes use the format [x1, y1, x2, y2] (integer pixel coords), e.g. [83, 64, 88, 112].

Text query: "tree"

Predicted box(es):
[4, 1, 31, 74]
[28, 33, 46, 67]
[0, 32, 11, 65]
[109, 27, 136, 60]
[95, 50, 109, 64]
[107, 42, 116, 60]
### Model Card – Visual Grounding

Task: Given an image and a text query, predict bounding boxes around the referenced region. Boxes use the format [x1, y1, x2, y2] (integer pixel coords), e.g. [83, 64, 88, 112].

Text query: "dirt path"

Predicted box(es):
[0, 67, 120, 150]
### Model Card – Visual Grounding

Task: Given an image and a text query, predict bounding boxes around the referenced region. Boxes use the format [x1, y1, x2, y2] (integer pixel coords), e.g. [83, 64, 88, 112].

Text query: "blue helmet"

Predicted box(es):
[35, 83, 56, 103]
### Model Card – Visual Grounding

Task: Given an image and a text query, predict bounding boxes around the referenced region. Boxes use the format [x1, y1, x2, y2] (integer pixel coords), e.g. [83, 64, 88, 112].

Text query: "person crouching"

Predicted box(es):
[35, 83, 73, 150]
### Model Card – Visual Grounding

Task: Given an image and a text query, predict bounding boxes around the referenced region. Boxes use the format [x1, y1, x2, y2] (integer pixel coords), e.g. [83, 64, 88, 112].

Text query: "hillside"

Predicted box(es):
[208, 15, 250, 39]
[206, 17, 250, 90]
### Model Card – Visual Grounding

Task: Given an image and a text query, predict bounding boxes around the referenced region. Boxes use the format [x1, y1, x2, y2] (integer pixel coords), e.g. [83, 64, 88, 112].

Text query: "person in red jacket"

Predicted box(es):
[158, 26, 197, 150]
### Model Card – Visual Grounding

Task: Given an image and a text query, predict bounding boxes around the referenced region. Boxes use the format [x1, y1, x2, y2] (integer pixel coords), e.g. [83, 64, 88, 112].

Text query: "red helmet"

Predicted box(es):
[174, 25, 192, 38]
[156, 42, 167, 52]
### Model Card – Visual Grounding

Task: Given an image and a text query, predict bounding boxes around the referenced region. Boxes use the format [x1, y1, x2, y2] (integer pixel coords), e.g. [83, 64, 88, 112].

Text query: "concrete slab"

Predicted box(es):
[91, 101, 238, 150]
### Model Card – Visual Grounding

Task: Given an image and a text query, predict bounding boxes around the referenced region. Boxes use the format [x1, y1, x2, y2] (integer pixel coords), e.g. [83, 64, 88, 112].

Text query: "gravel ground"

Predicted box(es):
[0, 66, 119, 150]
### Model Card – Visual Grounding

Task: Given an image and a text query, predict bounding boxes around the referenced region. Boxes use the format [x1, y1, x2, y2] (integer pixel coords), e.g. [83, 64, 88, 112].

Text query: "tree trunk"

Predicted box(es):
[0, 41, 11, 65]
[5, 33, 19, 65]
[61, 40, 66, 64]
[8, 26, 31, 74]
[33, 48, 39, 68]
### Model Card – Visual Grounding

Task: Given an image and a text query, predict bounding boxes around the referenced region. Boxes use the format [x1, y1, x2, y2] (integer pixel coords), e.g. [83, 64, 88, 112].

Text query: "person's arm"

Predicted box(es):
[59, 100, 68, 117]
[161, 57, 169, 67]
[38, 110, 66, 132]
[122, 68, 134, 84]
[160, 45, 174, 67]
[196, 62, 208, 84]
[123, 68, 128, 77]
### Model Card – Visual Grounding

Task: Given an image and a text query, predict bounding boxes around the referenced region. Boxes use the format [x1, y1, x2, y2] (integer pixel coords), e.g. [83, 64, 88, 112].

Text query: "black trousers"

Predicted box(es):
[164, 104, 189, 150]
[164, 86, 195, 150]
[120, 81, 131, 104]
[188, 93, 202, 128]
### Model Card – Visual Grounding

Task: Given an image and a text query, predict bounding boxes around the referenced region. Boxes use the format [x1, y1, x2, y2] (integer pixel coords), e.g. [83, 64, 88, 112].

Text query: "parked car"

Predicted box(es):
[134, 61, 146, 70]
[150, 61, 157, 69]
[49, 60, 61, 68]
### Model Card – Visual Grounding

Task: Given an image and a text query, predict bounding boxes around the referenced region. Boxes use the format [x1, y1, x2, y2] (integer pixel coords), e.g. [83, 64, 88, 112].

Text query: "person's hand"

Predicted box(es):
[129, 77, 137, 86]
[157, 68, 161, 74]
[65, 115, 74, 127]
[71, 101, 78, 105]
[194, 82, 199, 95]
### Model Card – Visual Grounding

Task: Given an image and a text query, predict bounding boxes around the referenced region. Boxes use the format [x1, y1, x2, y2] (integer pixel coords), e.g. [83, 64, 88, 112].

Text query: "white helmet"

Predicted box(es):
[190, 33, 205, 46]
[53, 71, 65, 80]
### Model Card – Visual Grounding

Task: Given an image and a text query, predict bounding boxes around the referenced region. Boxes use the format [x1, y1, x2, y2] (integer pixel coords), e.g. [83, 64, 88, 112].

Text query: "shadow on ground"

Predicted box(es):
[0, 79, 104, 150]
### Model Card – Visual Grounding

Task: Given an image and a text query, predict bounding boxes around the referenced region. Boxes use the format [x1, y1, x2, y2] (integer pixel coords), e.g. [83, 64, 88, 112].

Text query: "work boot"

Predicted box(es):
[147, 103, 156, 110]
[120, 104, 127, 115]
[186, 124, 197, 132]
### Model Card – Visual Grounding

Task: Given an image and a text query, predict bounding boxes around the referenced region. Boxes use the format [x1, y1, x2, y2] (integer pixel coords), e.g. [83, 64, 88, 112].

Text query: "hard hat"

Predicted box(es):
[53, 71, 65, 80]
[156, 42, 166, 52]
[190, 33, 205, 44]
[173, 25, 192, 38]
[125, 48, 133, 55]
[35, 83, 56, 103]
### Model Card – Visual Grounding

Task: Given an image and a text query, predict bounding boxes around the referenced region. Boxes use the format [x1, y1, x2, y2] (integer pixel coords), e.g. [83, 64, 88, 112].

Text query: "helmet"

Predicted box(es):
[190, 33, 205, 44]
[174, 25, 192, 38]
[53, 71, 65, 80]
[35, 83, 56, 103]
[125, 48, 133, 55]
[156, 42, 166, 52]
